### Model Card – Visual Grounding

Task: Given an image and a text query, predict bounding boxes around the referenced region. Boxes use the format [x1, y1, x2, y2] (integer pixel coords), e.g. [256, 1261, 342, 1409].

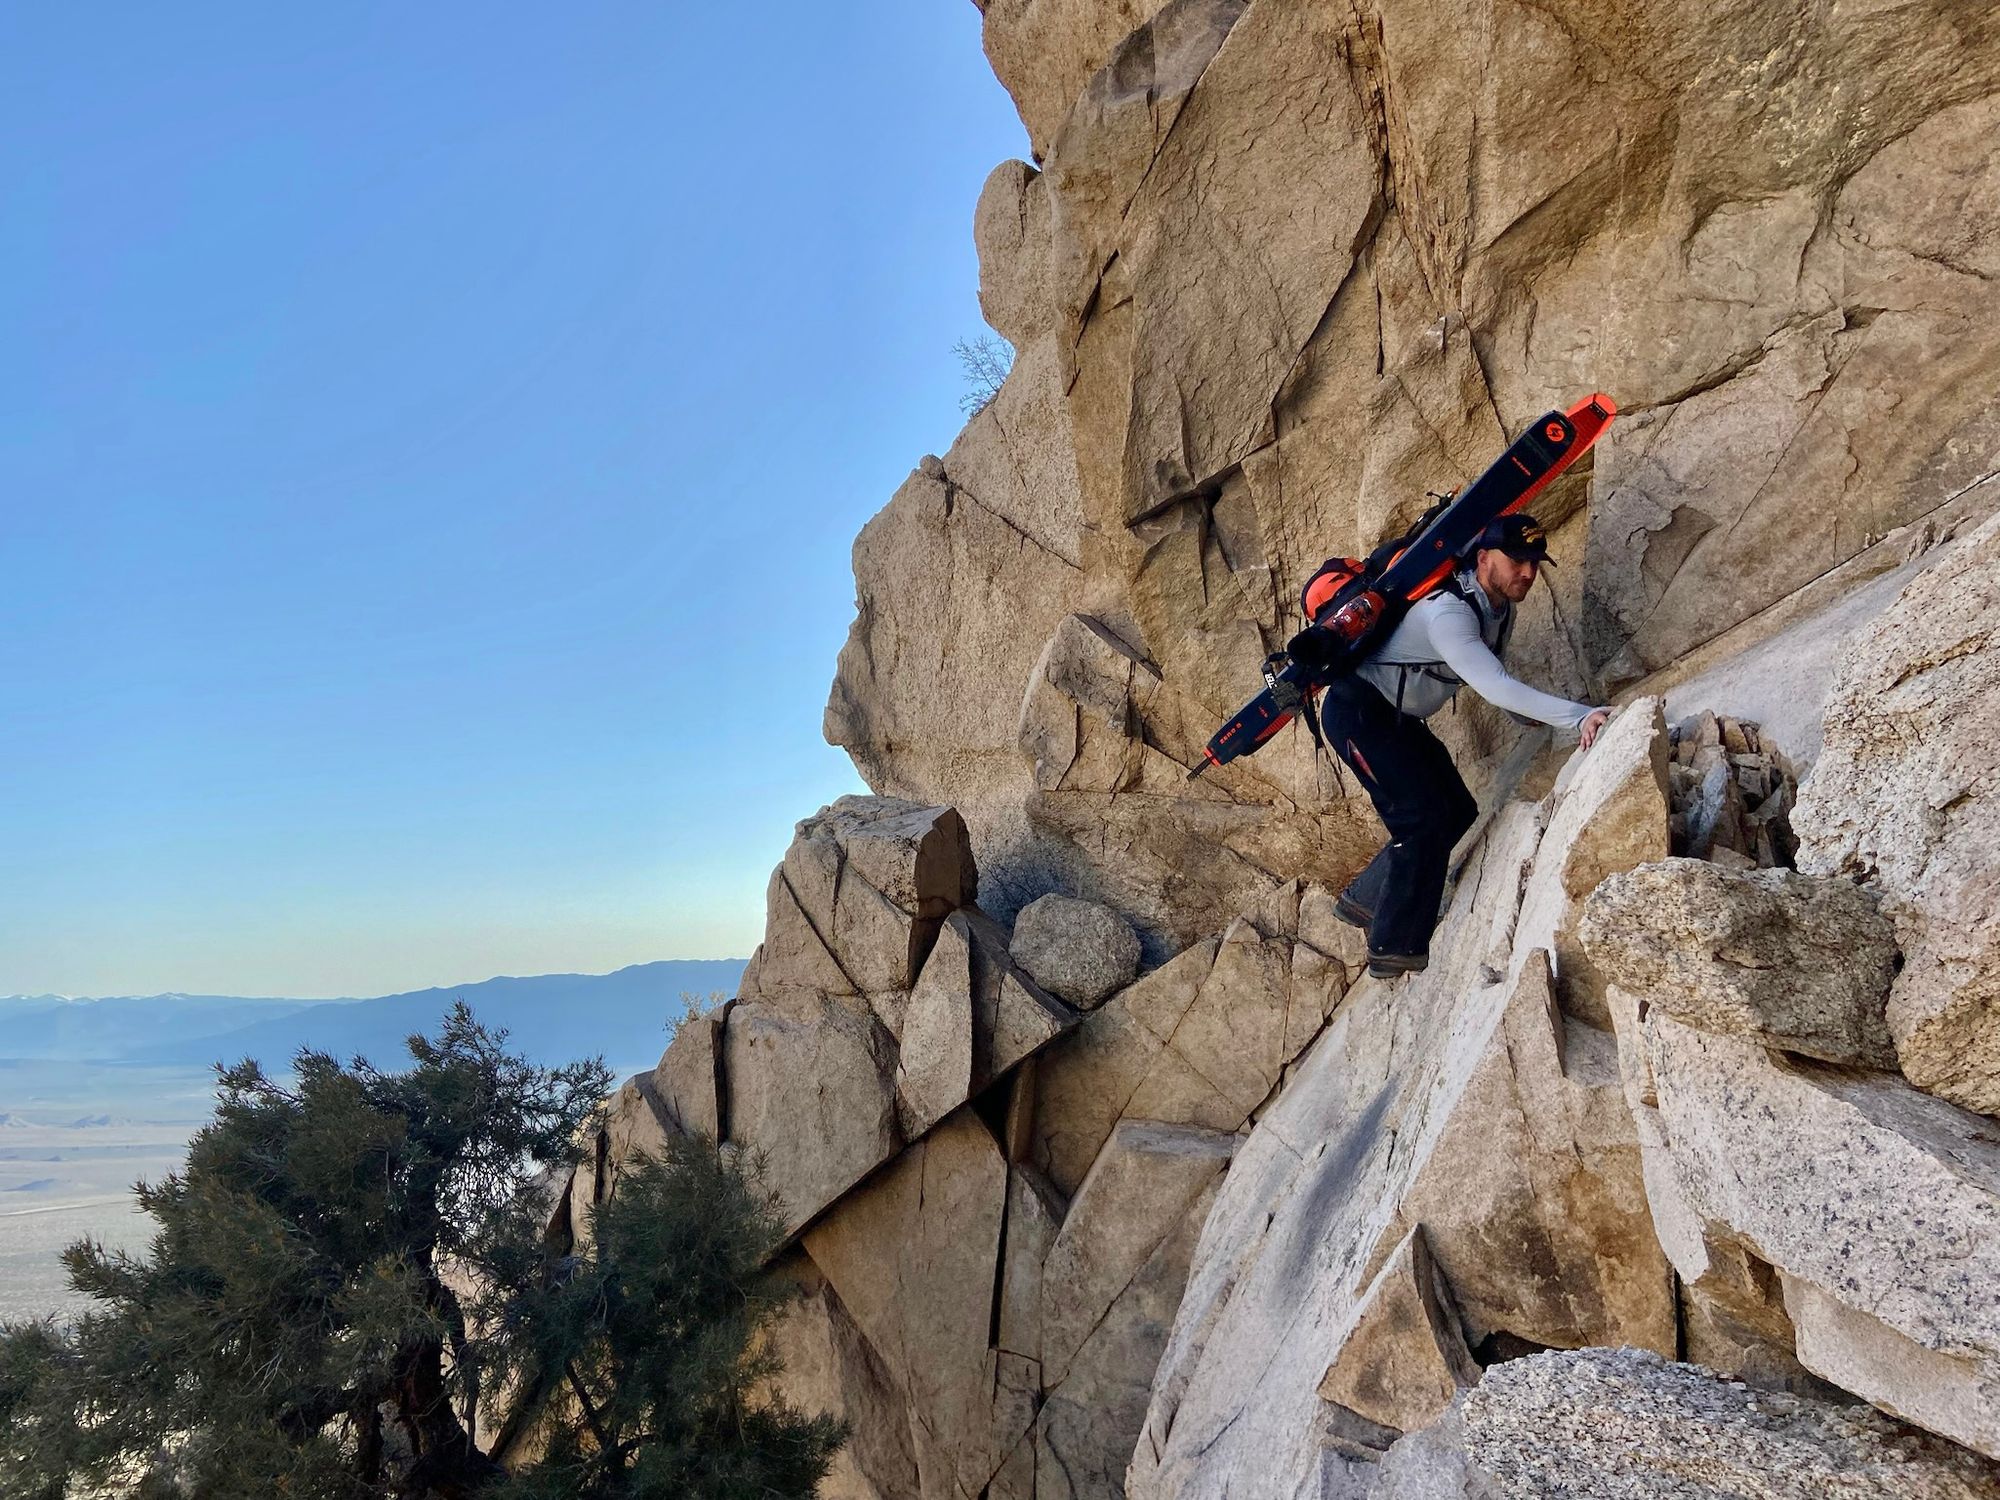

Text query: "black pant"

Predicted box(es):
[1320, 676, 1478, 957]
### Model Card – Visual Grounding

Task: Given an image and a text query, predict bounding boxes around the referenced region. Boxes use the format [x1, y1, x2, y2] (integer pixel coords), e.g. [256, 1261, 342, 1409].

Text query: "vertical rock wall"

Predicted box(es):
[828, 0, 2000, 956]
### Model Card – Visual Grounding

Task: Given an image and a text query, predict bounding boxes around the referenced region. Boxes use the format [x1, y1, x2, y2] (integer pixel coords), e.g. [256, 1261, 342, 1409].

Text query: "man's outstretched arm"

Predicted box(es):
[1427, 599, 1602, 734]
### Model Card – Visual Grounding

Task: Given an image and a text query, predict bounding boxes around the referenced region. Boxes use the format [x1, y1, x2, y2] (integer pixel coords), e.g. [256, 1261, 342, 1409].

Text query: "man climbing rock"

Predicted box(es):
[1323, 513, 1608, 978]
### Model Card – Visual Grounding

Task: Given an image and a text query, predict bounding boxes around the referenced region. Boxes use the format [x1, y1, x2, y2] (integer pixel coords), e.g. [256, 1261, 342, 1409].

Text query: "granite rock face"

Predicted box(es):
[978, 0, 1177, 162]
[1795, 511, 2000, 1116]
[1504, 699, 1672, 1027]
[835, 0, 2000, 952]
[624, 795, 1077, 1244]
[552, 655, 2000, 1497]
[824, 349, 1088, 929]
[528, 2, 2000, 1494]
[800, 1111, 1023, 1500]
[1128, 717, 1678, 1499]
[724, 995, 901, 1241]
[539, 798, 1361, 1498]
[1030, 882, 1363, 1197]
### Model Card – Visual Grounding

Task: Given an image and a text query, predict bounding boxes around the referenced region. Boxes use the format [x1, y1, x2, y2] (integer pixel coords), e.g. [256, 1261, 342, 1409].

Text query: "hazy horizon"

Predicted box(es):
[2, 954, 752, 1007]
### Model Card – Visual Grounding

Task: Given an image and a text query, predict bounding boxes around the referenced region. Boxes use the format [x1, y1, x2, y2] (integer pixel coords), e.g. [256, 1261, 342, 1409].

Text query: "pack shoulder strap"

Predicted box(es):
[1399, 573, 1512, 686]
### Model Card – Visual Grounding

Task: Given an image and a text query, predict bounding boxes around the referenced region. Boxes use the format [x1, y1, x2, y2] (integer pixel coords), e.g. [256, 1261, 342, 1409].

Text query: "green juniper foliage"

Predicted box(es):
[480, 1140, 845, 1500]
[0, 1004, 842, 1499]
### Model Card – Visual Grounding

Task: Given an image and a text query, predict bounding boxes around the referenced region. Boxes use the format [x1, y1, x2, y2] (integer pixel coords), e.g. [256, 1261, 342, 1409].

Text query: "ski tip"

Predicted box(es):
[1560, 393, 1618, 456]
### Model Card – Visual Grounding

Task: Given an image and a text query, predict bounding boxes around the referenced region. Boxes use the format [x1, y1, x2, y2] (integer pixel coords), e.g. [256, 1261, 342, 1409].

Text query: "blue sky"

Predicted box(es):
[0, 4, 1030, 998]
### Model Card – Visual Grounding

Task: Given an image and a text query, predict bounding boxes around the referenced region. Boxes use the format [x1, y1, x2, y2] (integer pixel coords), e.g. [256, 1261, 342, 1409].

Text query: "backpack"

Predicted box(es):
[1293, 493, 1457, 661]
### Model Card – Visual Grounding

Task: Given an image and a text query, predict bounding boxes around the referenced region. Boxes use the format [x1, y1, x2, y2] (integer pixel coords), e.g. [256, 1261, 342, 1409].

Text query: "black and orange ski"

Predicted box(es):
[1189, 393, 1616, 779]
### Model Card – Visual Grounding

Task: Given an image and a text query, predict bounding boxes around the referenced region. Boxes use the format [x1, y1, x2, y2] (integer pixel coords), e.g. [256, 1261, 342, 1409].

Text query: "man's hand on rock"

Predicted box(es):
[1579, 709, 1610, 749]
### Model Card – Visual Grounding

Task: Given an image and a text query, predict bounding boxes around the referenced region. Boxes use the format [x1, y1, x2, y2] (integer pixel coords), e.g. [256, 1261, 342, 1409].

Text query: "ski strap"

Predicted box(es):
[1266, 652, 1338, 787]
[1263, 653, 1305, 713]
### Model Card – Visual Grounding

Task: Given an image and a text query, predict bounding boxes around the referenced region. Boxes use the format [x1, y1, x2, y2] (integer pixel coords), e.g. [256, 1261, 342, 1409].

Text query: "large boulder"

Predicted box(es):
[1578, 857, 1899, 1067]
[736, 796, 975, 1032]
[1008, 892, 1141, 1009]
[1794, 511, 2000, 1114]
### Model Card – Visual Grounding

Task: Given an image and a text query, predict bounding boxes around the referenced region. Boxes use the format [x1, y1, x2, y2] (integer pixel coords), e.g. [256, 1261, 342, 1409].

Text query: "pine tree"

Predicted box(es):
[0, 1004, 842, 1499]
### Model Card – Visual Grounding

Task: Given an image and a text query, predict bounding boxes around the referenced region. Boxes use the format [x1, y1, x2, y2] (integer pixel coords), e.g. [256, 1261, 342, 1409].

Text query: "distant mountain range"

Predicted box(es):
[0, 993, 323, 1062]
[0, 961, 747, 1075]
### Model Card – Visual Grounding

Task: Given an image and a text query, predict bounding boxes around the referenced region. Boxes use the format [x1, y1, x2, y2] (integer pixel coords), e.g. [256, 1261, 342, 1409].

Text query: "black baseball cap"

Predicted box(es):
[1473, 513, 1555, 565]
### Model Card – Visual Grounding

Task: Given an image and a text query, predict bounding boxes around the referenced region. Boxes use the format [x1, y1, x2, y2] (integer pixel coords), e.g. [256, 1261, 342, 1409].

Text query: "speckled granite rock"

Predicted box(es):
[1608, 1006, 2000, 1459]
[1009, 892, 1141, 1009]
[1370, 1348, 2000, 1499]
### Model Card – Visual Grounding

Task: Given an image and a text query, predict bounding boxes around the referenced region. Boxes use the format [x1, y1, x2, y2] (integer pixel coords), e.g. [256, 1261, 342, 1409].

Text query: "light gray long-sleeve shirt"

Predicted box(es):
[1354, 570, 1599, 731]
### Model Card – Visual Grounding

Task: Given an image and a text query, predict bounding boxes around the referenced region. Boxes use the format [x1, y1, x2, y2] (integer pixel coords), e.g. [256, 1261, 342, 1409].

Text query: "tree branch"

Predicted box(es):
[564, 1362, 613, 1456]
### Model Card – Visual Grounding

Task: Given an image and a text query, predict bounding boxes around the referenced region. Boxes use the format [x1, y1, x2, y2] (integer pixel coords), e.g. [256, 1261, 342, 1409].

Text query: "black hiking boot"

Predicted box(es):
[1366, 949, 1429, 980]
[1334, 891, 1374, 930]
